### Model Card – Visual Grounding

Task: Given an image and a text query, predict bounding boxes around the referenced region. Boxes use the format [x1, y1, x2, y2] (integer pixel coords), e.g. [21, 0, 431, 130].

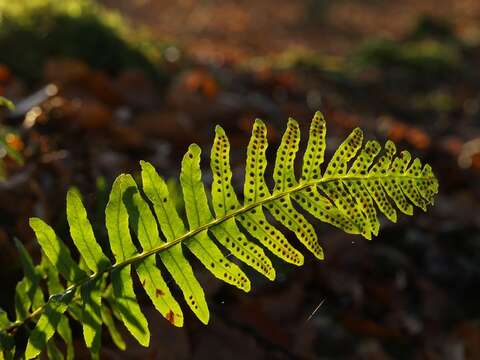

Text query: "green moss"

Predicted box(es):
[350, 37, 463, 76]
[0, 0, 173, 84]
[347, 15, 468, 80]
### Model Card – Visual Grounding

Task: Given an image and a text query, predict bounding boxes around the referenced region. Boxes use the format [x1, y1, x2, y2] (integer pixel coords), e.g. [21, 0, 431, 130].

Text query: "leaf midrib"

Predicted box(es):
[3, 173, 434, 334]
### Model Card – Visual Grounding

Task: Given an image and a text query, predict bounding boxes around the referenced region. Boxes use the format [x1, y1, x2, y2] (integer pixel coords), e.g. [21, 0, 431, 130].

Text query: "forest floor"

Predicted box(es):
[101, 0, 480, 61]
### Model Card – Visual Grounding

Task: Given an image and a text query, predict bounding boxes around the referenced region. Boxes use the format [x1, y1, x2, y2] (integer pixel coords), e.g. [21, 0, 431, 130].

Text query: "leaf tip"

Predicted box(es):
[296, 253, 305, 266]
[139, 336, 150, 347]
[242, 279, 252, 292]
[188, 143, 201, 156]
[28, 217, 41, 228]
[13, 237, 23, 250]
[215, 125, 226, 136]
[67, 186, 80, 199]
[166, 310, 184, 327]
[139, 160, 157, 176]
[353, 127, 363, 135]
[266, 268, 276, 281]
[314, 110, 324, 119]
[385, 140, 397, 154]
[287, 117, 299, 128]
[254, 118, 265, 127]
[199, 311, 210, 325]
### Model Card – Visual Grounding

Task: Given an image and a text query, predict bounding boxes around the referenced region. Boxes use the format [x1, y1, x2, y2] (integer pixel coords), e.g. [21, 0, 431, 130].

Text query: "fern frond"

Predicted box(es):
[1, 112, 438, 359]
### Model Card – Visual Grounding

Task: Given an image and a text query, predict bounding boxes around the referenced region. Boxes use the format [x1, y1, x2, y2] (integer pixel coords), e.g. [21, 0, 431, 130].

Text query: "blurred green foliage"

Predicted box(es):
[262, 16, 470, 83]
[348, 17, 465, 80]
[0, 0, 172, 83]
[350, 38, 463, 78]
[0, 97, 14, 110]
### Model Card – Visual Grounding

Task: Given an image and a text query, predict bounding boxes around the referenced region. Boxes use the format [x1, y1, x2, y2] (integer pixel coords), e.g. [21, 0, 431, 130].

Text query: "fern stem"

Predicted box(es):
[3, 174, 434, 334]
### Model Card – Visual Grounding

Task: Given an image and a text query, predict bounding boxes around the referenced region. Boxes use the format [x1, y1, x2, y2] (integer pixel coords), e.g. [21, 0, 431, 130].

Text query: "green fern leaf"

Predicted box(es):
[180, 144, 251, 290]
[242, 119, 304, 266]
[0, 309, 14, 360]
[57, 316, 74, 360]
[25, 292, 73, 360]
[100, 306, 126, 351]
[319, 127, 372, 238]
[121, 174, 184, 326]
[269, 119, 324, 259]
[14, 239, 37, 284]
[14, 279, 33, 321]
[29, 218, 86, 283]
[210, 126, 276, 279]
[13, 240, 44, 321]
[67, 188, 111, 272]
[1, 111, 439, 359]
[38, 254, 74, 360]
[295, 113, 360, 235]
[0, 311, 10, 334]
[345, 140, 382, 236]
[80, 278, 102, 355]
[40, 255, 63, 295]
[46, 339, 63, 360]
[106, 177, 150, 346]
[140, 161, 210, 324]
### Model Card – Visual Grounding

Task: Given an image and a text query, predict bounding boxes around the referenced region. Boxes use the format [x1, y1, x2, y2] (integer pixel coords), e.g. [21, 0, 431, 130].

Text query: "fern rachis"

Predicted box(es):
[0, 111, 438, 359]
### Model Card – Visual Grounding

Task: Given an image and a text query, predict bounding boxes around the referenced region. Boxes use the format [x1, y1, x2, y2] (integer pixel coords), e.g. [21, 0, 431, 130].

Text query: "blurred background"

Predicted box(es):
[0, 0, 479, 359]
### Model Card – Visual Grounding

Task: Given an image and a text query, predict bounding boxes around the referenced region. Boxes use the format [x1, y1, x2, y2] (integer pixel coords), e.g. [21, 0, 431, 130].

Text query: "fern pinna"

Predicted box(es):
[0, 112, 438, 359]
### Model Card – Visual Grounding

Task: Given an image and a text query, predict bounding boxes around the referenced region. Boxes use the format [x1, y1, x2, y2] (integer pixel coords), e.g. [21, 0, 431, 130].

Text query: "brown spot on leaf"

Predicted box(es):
[155, 288, 164, 297]
[166, 310, 175, 324]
